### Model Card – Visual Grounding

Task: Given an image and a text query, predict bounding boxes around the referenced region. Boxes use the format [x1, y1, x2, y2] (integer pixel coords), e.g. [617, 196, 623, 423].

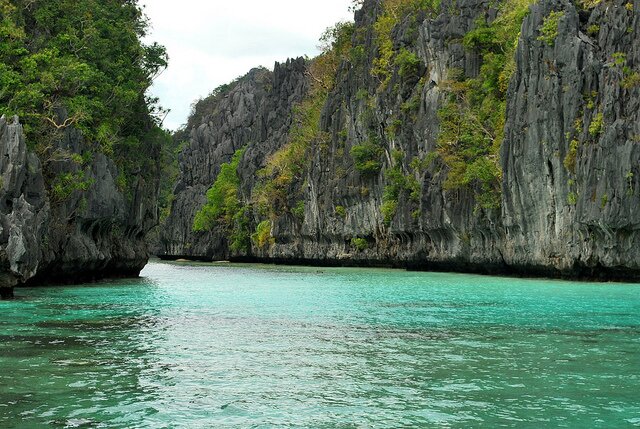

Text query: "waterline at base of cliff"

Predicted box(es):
[157, 0, 640, 281]
[156, 253, 640, 283]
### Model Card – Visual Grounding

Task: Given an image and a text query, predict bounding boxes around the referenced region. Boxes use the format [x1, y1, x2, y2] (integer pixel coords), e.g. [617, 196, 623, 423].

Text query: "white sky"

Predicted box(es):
[140, 0, 355, 130]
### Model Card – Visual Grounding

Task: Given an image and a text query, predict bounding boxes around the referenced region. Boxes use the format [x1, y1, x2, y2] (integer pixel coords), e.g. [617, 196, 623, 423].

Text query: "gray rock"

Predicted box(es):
[502, 0, 640, 277]
[158, 60, 308, 258]
[0, 113, 160, 297]
[160, 0, 640, 280]
[0, 116, 48, 296]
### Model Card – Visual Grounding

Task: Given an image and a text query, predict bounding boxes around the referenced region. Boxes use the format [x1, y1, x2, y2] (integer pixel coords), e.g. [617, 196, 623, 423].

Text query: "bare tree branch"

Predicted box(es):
[45, 115, 79, 130]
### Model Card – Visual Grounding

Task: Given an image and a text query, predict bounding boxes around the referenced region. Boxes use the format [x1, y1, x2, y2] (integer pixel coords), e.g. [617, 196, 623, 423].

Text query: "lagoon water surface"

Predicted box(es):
[0, 261, 639, 428]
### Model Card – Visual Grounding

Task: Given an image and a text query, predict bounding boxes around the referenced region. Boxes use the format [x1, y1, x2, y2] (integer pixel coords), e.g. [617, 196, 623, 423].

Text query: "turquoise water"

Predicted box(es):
[0, 262, 639, 428]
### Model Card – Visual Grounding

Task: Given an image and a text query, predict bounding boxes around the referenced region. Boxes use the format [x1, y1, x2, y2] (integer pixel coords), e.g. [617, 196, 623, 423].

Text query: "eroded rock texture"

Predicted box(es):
[0, 115, 160, 297]
[159, 60, 308, 258]
[0, 116, 48, 296]
[502, 0, 640, 277]
[160, 0, 640, 280]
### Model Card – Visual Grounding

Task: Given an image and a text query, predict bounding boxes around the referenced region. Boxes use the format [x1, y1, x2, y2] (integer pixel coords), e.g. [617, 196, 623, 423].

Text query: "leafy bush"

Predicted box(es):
[395, 48, 421, 78]
[463, 158, 502, 209]
[51, 171, 93, 202]
[351, 140, 383, 175]
[437, 85, 503, 206]
[626, 171, 634, 195]
[400, 95, 421, 113]
[600, 193, 608, 208]
[463, 23, 500, 51]
[612, 52, 627, 66]
[578, 0, 602, 8]
[351, 237, 369, 251]
[381, 151, 421, 225]
[563, 139, 580, 173]
[610, 52, 640, 89]
[252, 220, 274, 249]
[411, 152, 439, 172]
[589, 112, 603, 137]
[229, 206, 251, 253]
[356, 89, 370, 100]
[587, 24, 600, 36]
[537, 11, 564, 46]
[381, 200, 399, 225]
[622, 72, 640, 89]
[437, 0, 534, 209]
[291, 200, 305, 221]
[335, 205, 346, 218]
[193, 148, 246, 232]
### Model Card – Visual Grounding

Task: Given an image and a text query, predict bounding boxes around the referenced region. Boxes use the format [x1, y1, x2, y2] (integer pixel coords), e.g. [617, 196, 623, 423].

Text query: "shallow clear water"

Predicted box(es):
[0, 261, 639, 428]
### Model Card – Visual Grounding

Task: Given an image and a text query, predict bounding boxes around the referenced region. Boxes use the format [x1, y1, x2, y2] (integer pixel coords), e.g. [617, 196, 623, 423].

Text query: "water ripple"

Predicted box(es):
[0, 262, 638, 428]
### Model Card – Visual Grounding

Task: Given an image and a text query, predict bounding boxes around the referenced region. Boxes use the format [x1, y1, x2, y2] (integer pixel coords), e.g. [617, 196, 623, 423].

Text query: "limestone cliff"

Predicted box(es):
[0, 115, 160, 297]
[158, 60, 308, 258]
[0, 0, 166, 297]
[160, 0, 640, 280]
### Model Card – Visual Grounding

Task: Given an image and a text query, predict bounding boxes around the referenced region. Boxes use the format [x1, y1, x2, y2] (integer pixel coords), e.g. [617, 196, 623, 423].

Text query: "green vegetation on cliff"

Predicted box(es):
[193, 148, 250, 252]
[252, 220, 274, 249]
[253, 84, 326, 217]
[382, 150, 420, 225]
[437, 0, 535, 209]
[253, 22, 354, 220]
[371, 0, 440, 88]
[351, 137, 384, 175]
[537, 10, 564, 46]
[0, 0, 168, 183]
[185, 0, 543, 250]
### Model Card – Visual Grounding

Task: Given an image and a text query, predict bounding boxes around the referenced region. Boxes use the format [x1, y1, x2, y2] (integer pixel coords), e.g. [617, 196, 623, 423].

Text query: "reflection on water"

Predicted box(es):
[0, 261, 639, 428]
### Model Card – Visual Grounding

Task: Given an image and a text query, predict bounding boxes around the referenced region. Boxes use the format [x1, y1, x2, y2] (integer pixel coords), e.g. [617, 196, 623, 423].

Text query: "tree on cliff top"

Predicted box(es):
[0, 0, 168, 157]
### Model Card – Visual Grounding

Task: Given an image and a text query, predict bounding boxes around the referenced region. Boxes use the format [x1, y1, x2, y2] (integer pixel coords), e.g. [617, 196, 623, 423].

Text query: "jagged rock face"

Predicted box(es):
[0, 115, 160, 296]
[0, 117, 48, 295]
[278, 0, 504, 267]
[502, 0, 640, 276]
[158, 59, 308, 257]
[162, 0, 640, 279]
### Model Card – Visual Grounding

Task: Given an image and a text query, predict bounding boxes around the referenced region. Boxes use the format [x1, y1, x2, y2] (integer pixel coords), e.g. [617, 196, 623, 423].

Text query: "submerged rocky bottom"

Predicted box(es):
[0, 261, 638, 427]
